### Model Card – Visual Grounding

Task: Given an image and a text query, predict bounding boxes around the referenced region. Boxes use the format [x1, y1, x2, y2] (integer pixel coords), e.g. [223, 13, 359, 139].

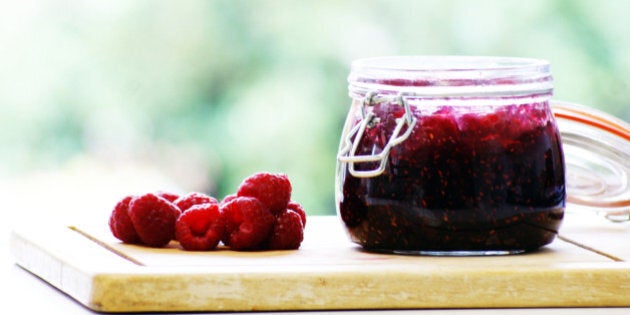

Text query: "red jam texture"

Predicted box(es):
[338, 102, 565, 252]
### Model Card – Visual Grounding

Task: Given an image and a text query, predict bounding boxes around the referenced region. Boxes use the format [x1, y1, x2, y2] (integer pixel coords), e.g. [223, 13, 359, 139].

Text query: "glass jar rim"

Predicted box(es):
[348, 55, 553, 98]
[352, 55, 550, 72]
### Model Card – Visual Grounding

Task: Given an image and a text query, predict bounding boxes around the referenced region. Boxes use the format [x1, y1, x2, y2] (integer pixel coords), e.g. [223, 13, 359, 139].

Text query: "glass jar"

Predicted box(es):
[336, 56, 566, 255]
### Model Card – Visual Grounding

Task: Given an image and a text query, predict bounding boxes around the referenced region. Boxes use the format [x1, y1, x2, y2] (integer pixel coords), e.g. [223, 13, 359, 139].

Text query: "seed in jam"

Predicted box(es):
[338, 102, 565, 253]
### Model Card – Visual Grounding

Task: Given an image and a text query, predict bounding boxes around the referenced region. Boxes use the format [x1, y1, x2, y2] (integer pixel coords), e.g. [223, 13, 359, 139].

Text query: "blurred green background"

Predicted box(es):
[2, 0, 629, 215]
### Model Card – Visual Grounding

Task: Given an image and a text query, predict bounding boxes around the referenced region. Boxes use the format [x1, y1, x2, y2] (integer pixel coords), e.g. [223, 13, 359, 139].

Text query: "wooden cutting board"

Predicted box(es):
[10, 212, 630, 313]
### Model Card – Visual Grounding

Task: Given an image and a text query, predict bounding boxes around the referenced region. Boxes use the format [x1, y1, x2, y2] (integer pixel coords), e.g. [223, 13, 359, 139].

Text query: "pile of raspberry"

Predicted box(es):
[108, 172, 306, 251]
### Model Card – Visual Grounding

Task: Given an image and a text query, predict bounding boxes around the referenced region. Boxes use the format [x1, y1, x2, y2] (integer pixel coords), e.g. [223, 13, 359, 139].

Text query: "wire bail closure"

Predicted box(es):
[338, 91, 417, 178]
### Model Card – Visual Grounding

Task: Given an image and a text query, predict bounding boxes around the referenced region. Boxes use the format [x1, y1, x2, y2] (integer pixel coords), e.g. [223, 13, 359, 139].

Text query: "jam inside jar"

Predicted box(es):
[336, 56, 566, 255]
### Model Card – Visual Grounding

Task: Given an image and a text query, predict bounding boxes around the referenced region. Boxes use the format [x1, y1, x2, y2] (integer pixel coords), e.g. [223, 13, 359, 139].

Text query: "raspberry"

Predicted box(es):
[265, 209, 304, 250]
[221, 196, 274, 250]
[237, 172, 292, 214]
[287, 201, 307, 227]
[155, 191, 180, 203]
[174, 192, 218, 213]
[109, 195, 140, 244]
[220, 193, 237, 205]
[175, 203, 224, 251]
[128, 193, 181, 247]
[156, 191, 183, 222]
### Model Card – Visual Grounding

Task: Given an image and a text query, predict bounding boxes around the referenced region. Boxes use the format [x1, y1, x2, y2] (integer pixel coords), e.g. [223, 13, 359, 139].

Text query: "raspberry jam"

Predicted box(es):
[336, 56, 566, 255]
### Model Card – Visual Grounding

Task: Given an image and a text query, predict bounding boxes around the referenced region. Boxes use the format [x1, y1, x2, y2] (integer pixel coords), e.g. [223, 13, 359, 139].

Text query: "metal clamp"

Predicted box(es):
[338, 92, 417, 178]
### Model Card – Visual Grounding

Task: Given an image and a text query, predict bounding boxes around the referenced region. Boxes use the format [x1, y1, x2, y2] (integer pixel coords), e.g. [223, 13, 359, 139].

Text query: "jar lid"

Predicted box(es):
[552, 101, 630, 221]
